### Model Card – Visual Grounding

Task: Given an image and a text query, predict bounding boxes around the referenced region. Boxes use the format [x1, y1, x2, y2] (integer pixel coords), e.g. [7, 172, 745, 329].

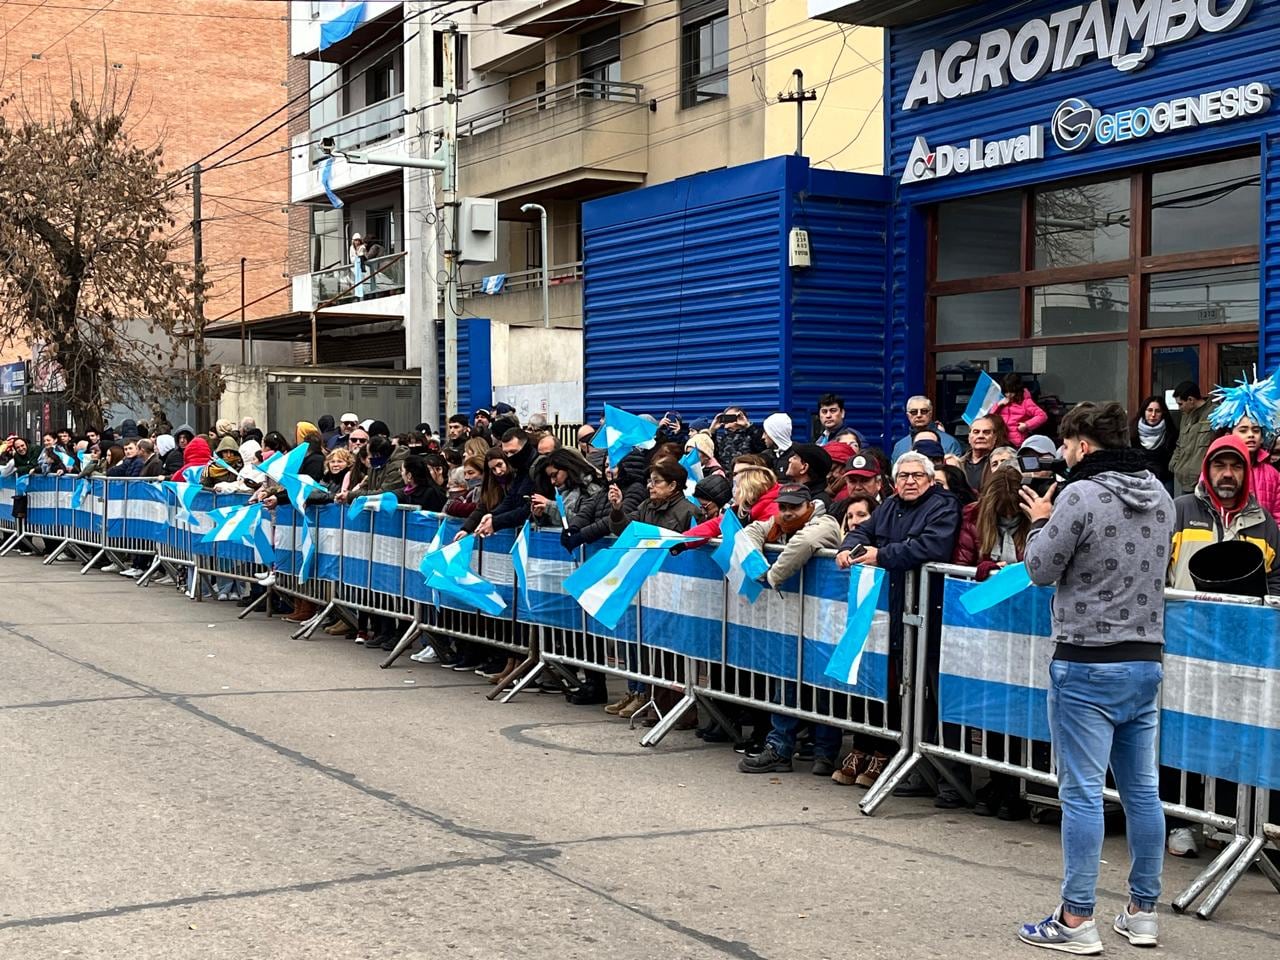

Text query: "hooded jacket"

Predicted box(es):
[762, 413, 793, 458]
[1248, 446, 1280, 524]
[991, 389, 1048, 447]
[156, 434, 183, 474]
[744, 499, 842, 588]
[201, 435, 242, 487]
[1168, 435, 1280, 595]
[1025, 452, 1175, 650]
[173, 436, 212, 482]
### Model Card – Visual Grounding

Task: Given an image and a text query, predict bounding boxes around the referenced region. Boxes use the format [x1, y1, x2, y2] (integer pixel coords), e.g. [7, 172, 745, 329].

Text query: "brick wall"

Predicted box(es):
[0, 0, 290, 353]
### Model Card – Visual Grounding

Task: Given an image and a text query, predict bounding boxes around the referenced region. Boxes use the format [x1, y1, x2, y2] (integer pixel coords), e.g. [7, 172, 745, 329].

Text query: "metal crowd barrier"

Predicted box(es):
[902, 562, 1279, 919]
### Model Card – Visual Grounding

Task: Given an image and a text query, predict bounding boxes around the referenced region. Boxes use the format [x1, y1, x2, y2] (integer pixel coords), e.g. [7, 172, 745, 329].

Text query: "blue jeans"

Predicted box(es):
[1048, 659, 1165, 916]
[765, 682, 843, 761]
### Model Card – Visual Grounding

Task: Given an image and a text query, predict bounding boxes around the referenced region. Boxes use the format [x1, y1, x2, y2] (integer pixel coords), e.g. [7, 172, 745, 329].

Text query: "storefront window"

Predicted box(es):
[935, 289, 1020, 344]
[1147, 265, 1259, 328]
[1150, 156, 1259, 255]
[936, 342, 1127, 408]
[1032, 279, 1128, 336]
[936, 190, 1020, 281]
[1034, 178, 1129, 269]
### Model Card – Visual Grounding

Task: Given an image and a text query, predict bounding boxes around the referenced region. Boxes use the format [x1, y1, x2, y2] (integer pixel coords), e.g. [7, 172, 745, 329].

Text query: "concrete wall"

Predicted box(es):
[473, 283, 583, 329]
[489, 325, 583, 388]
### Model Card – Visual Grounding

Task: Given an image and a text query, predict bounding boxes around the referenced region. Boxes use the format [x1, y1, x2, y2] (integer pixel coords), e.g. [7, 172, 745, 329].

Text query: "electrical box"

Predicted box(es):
[459, 197, 498, 264]
[788, 227, 811, 268]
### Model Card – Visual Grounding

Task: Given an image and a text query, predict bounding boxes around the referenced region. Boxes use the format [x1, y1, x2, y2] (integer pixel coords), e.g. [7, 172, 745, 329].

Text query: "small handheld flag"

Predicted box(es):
[711, 508, 770, 602]
[962, 371, 1004, 426]
[958, 562, 1034, 615]
[824, 565, 886, 687]
[591, 404, 657, 468]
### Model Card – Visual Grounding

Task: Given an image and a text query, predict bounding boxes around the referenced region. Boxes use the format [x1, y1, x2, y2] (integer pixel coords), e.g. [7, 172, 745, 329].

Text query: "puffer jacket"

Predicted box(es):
[686, 484, 781, 544]
[743, 500, 842, 588]
[609, 492, 701, 536]
[1249, 448, 1280, 524]
[991, 389, 1048, 447]
[1168, 435, 1280, 596]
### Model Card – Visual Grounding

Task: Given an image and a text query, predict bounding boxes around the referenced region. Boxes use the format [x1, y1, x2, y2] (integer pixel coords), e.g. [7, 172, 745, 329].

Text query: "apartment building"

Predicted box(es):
[278, 0, 883, 378]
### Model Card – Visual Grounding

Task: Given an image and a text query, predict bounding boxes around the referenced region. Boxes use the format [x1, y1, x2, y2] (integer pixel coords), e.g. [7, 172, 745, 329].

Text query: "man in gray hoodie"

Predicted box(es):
[1016, 402, 1175, 955]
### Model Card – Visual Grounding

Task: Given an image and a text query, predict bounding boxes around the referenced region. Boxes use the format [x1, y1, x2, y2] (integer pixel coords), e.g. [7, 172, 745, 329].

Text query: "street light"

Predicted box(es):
[520, 202, 550, 329]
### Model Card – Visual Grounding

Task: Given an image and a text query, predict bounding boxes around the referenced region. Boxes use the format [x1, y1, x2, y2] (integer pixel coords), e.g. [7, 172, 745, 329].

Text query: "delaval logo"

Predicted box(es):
[901, 127, 1044, 185]
[1051, 81, 1272, 153]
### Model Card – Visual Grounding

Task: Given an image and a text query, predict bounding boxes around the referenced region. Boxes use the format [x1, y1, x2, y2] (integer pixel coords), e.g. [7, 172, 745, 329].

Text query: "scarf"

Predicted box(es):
[1136, 418, 1166, 451]
[1060, 447, 1152, 490]
[768, 504, 814, 543]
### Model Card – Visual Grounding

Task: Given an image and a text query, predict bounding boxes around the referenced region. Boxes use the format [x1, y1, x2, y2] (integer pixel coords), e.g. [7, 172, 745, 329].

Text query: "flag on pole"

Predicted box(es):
[563, 522, 695, 628]
[162, 480, 203, 521]
[824, 565, 886, 687]
[710, 508, 770, 602]
[71, 477, 90, 511]
[480, 274, 506, 295]
[511, 520, 532, 612]
[963, 371, 1005, 425]
[554, 488, 570, 531]
[679, 446, 704, 504]
[590, 404, 657, 468]
[201, 503, 275, 565]
[346, 490, 399, 523]
[419, 533, 507, 616]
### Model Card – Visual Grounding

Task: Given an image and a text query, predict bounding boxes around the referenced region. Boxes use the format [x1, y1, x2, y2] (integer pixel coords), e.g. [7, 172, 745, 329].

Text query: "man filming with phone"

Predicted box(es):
[712, 406, 764, 467]
[1015, 401, 1175, 954]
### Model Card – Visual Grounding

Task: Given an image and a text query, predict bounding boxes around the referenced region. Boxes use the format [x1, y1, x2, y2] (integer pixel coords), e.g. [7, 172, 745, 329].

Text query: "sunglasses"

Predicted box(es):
[906, 408, 931, 416]
[349, 437, 368, 445]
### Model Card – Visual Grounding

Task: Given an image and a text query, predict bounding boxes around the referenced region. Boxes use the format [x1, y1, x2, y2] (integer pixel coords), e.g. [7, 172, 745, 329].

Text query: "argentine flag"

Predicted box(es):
[347, 490, 399, 523]
[181, 464, 205, 484]
[679, 447, 703, 504]
[958, 562, 1034, 614]
[511, 520, 533, 612]
[591, 404, 657, 468]
[710, 508, 769, 602]
[162, 480, 203, 523]
[53, 448, 76, 471]
[962, 371, 1004, 426]
[480, 274, 506, 295]
[263, 444, 324, 515]
[420, 533, 507, 616]
[564, 522, 694, 629]
[320, 156, 344, 209]
[823, 565, 886, 687]
[201, 503, 275, 565]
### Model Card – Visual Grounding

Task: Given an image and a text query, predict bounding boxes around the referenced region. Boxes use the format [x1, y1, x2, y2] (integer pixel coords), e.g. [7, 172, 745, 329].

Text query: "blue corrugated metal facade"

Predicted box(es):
[435, 318, 492, 422]
[582, 156, 891, 441]
[882, 0, 1280, 427]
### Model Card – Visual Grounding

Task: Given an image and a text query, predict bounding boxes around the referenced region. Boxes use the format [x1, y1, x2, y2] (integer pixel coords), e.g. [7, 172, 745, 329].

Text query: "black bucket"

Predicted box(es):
[1187, 540, 1267, 598]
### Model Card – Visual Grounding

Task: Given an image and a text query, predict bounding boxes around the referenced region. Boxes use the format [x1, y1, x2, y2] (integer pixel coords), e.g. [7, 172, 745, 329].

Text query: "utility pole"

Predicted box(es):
[521, 203, 549, 328]
[441, 22, 460, 419]
[777, 69, 816, 157]
[404, 0, 440, 429]
[191, 161, 206, 430]
[239, 256, 247, 365]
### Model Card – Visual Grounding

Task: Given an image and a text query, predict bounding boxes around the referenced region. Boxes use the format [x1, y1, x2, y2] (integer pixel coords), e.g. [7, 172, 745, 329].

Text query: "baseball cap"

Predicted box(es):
[843, 454, 879, 479]
[913, 439, 946, 460]
[775, 482, 813, 506]
[1018, 435, 1057, 458]
[340, 413, 359, 424]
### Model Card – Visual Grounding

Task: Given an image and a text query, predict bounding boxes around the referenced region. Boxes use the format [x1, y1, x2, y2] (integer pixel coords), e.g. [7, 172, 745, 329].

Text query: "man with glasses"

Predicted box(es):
[836, 452, 960, 573]
[328, 412, 360, 451]
[891, 396, 963, 461]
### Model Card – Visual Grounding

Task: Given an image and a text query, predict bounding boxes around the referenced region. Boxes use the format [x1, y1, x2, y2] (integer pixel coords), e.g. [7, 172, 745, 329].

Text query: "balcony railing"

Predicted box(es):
[309, 93, 406, 165]
[457, 261, 583, 299]
[311, 253, 406, 307]
[458, 79, 643, 137]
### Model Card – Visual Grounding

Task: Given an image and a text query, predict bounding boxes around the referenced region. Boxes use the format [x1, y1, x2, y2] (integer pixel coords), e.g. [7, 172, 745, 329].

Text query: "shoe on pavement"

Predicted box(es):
[1167, 826, 1199, 858]
[1113, 906, 1158, 947]
[935, 787, 968, 809]
[811, 755, 836, 777]
[832, 749, 868, 786]
[154, 574, 175, 586]
[410, 647, 438, 663]
[738, 745, 793, 774]
[119, 567, 142, 578]
[856, 752, 889, 788]
[101, 563, 122, 574]
[891, 769, 933, 797]
[324, 620, 354, 637]
[567, 684, 609, 706]
[354, 631, 368, 645]
[1017, 907, 1103, 955]
[618, 694, 648, 719]
[604, 692, 634, 716]
[216, 591, 230, 602]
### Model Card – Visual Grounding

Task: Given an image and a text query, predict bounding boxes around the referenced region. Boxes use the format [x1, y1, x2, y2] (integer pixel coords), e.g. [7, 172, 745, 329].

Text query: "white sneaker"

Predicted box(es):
[216, 592, 230, 602]
[409, 647, 438, 663]
[256, 572, 277, 588]
[154, 574, 175, 586]
[1168, 826, 1199, 858]
[120, 567, 142, 578]
[101, 563, 121, 573]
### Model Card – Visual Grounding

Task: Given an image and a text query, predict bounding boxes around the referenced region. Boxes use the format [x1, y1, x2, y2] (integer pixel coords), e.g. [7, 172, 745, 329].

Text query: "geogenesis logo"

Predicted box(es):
[1050, 82, 1271, 153]
[1052, 98, 1100, 152]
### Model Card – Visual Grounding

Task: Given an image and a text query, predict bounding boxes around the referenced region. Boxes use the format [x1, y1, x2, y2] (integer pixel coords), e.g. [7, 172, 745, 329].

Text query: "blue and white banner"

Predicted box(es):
[24, 476, 59, 531]
[0, 474, 14, 522]
[803, 558, 891, 701]
[1162, 598, 1280, 790]
[346, 490, 398, 523]
[640, 544, 724, 661]
[480, 274, 506, 295]
[938, 575, 1056, 742]
[724, 547, 803, 679]
[107, 480, 170, 544]
[70, 476, 103, 535]
[957, 562, 1033, 614]
[564, 522, 691, 630]
[420, 533, 506, 616]
[963, 371, 1004, 426]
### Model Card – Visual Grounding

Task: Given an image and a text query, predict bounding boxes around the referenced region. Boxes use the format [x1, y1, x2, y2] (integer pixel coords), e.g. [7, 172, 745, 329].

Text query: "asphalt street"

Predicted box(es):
[1, 557, 1276, 959]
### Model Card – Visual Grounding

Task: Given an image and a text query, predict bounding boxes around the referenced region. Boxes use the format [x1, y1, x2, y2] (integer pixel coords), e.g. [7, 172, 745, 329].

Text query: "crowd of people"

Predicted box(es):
[3, 376, 1278, 876]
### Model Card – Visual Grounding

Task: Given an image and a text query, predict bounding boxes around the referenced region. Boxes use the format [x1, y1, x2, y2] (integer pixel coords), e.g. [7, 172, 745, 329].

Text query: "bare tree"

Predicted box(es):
[0, 65, 214, 428]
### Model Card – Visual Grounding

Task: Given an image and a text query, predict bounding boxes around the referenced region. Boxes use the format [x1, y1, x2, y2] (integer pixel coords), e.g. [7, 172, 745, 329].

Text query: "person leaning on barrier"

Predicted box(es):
[1167, 435, 1280, 596]
[1015, 401, 1175, 955]
[742, 482, 842, 590]
[607, 457, 700, 536]
[532, 447, 609, 547]
[834, 451, 962, 790]
[784, 443, 833, 509]
[682, 457, 779, 547]
[108, 439, 144, 478]
[462, 428, 535, 540]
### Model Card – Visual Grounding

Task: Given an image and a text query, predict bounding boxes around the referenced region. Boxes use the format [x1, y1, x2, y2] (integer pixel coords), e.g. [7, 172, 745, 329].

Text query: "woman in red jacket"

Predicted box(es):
[990, 373, 1048, 447]
[684, 455, 779, 543]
